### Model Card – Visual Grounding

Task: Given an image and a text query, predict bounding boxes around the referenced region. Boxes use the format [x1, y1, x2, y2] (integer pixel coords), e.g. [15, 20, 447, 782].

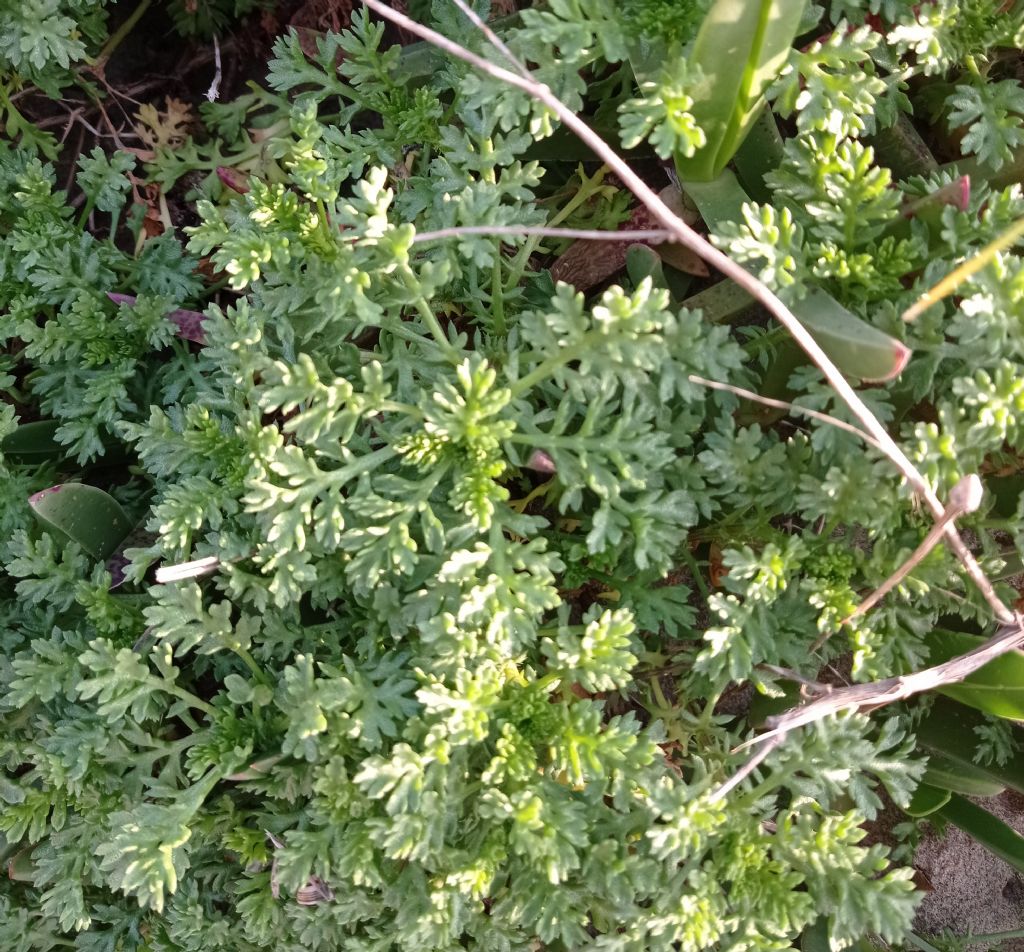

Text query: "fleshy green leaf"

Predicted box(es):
[927, 629, 1024, 719]
[29, 483, 133, 560]
[674, 0, 809, 181]
[1, 419, 66, 464]
[904, 783, 951, 818]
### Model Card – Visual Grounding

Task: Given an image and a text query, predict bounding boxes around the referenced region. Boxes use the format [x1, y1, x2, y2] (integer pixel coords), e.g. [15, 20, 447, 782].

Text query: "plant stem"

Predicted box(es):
[491, 249, 506, 335]
[402, 269, 460, 361]
[172, 687, 217, 717]
[689, 374, 882, 451]
[508, 331, 608, 397]
[95, 0, 153, 68]
[235, 647, 266, 683]
[698, 690, 723, 729]
[134, 734, 199, 767]
[327, 446, 398, 488]
[414, 296, 459, 359]
[534, 671, 562, 692]
[381, 316, 453, 357]
[108, 207, 121, 247]
[77, 197, 97, 230]
[503, 165, 609, 290]
[379, 399, 425, 419]
[678, 544, 710, 602]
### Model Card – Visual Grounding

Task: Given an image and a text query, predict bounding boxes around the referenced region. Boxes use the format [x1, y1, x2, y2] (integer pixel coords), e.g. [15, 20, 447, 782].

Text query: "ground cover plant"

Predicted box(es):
[5, 0, 1024, 949]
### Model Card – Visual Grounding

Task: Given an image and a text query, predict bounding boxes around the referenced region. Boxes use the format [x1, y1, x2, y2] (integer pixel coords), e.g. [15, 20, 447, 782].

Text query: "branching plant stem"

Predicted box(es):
[687, 375, 884, 452]
[360, 0, 1024, 796]
[412, 225, 676, 244]
[748, 618, 1024, 745]
[846, 475, 984, 622]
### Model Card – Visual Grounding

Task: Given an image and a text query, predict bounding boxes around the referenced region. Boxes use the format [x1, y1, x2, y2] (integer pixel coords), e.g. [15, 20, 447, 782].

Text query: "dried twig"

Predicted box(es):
[65, 123, 86, 196]
[744, 617, 1024, 748]
[904, 215, 1024, 322]
[450, 0, 530, 78]
[712, 735, 785, 801]
[154, 555, 222, 584]
[714, 614, 1024, 800]
[206, 34, 223, 103]
[757, 663, 833, 691]
[411, 225, 676, 244]
[717, 614, 1024, 798]
[59, 108, 85, 145]
[846, 474, 984, 621]
[687, 374, 884, 452]
[85, 88, 129, 151]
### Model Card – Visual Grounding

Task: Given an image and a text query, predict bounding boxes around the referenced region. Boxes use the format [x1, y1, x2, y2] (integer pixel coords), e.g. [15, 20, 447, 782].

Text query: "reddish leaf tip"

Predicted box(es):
[29, 485, 62, 505]
[217, 166, 251, 194]
[957, 175, 971, 212]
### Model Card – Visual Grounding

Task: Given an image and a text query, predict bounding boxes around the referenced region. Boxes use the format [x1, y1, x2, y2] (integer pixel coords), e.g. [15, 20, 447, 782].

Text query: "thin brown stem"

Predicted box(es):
[411, 225, 676, 244]
[847, 474, 984, 622]
[688, 375, 883, 452]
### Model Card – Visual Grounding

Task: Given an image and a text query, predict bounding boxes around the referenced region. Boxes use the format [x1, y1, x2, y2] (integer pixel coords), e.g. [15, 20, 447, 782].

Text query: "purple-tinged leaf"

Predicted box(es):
[901, 175, 971, 220]
[216, 165, 251, 194]
[106, 293, 207, 344]
[526, 450, 557, 474]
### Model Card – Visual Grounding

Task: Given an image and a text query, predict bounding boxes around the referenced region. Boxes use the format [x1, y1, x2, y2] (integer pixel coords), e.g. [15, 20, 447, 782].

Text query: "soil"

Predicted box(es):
[914, 791, 1024, 950]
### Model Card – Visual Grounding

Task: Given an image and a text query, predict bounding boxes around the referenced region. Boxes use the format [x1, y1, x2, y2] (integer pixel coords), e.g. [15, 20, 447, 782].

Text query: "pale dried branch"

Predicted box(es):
[757, 663, 833, 691]
[712, 734, 785, 801]
[450, 0, 531, 78]
[360, 0, 1013, 626]
[411, 225, 676, 244]
[846, 474, 984, 622]
[687, 374, 884, 452]
[747, 616, 1024, 747]
[809, 475, 986, 653]
[708, 615, 1024, 799]
[904, 215, 1024, 322]
[153, 551, 255, 584]
[154, 555, 222, 584]
[206, 34, 223, 102]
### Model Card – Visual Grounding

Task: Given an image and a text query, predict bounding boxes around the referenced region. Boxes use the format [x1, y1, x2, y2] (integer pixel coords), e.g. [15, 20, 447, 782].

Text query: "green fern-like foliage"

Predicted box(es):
[2, 1, 1024, 950]
[0, 0, 109, 93]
